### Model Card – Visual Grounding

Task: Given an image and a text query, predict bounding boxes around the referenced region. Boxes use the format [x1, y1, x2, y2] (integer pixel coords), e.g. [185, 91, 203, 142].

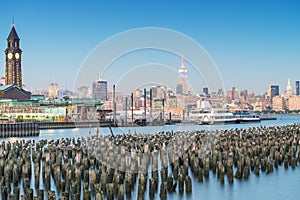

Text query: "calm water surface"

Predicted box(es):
[1, 114, 300, 200]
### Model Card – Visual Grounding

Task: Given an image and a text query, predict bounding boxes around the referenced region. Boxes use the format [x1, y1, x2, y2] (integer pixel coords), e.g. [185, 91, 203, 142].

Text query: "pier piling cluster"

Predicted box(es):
[0, 124, 299, 199]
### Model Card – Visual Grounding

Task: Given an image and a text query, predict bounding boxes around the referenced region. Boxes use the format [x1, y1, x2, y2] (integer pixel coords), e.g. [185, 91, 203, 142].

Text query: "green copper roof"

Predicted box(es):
[0, 84, 13, 91]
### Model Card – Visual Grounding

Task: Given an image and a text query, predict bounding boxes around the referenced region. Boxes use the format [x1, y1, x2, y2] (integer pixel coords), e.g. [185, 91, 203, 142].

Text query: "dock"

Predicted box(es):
[38, 120, 114, 129]
[260, 117, 277, 121]
[0, 120, 115, 138]
[0, 123, 39, 137]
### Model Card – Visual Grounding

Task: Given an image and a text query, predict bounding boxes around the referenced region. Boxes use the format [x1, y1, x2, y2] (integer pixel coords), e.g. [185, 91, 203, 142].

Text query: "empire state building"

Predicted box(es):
[176, 56, 189, 95]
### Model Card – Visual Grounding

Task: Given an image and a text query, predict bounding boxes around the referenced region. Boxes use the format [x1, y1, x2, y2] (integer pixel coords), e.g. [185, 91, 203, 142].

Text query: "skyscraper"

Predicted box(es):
[232, 87, 239, 100]
[270, 85, 279, 98]
[286, 78, 292, 96]
[203, 87, 209, 96]
[5, 23, 23, 88]
[176, 56, 189, 95]
[217, 89, 224, 97]
[92, 79, 108, 101]
[240, 89, 248, 102]
[48, 83, 58, 99]
[226, 90, 232, 102]
[296, 81, 299, 96]
[176, 84, 182, 95]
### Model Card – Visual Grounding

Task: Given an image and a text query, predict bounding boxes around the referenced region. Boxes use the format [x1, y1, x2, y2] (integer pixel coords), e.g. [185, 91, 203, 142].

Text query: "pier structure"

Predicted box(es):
[0, 123, 39, 137]
[0, 124, 299, 199]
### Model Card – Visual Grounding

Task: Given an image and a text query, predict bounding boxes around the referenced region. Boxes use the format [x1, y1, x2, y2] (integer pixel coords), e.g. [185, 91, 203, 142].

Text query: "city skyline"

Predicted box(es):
[1, 0, 300, 94]
[42, 76, 300, 99]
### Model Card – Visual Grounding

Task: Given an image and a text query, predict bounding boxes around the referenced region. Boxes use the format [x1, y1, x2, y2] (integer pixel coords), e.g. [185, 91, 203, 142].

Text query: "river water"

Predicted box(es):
[1, 114, 300, 200]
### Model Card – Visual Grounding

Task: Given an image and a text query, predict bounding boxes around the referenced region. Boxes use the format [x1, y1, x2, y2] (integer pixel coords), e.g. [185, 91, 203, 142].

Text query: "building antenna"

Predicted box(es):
[51, 72, 54, 84]
[12, 17, 15, 27]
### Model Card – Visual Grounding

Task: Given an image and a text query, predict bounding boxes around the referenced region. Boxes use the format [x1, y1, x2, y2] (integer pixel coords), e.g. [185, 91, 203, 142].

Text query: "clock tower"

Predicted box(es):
[5, 23, 22, 88]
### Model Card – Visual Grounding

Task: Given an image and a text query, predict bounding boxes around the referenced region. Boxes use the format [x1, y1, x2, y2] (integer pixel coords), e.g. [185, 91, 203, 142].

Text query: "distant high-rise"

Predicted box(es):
[296, 81, 299, 96]
[226, 90, 233, 102]
[240, 89, 248, 102]
[176, 56, 189, 95]
[92, 79, 107, 101]
[134, 88, 142, 99]
[48, 83, 58, 99]
[5, 23, 23, 88]
[232, 87, 239, 100]
[217, 89, 224, 97]
[151, 85, 166, 99]
[203, 87, 209, 96]
[176, 84, 182, 95]
[78, 85, 91, 98]
[286, 78, 292, 96]
[270, 85, 279, 98]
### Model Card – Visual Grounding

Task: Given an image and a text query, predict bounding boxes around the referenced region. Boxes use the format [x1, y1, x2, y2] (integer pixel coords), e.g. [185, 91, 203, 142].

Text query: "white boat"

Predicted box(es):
[198, 109, 236, 125]
[189, 109, 204, 123]
[233, 111, 261, 123]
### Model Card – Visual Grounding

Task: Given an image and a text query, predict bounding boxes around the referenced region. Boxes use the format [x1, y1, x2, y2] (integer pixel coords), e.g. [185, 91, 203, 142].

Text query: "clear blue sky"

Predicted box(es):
[1, 0, 299, 94]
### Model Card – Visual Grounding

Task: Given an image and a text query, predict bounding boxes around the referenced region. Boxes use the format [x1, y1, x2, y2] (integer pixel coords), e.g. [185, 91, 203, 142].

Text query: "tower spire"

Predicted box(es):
[287, 78, 292, 96]
[177, 54, 189, 95]
[7, 23, 20, 41]
[5, 22, 22, 88]
[12, 17, 14, 27]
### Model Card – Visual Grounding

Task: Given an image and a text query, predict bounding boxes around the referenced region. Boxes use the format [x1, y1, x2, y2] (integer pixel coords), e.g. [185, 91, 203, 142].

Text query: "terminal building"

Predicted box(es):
[0, 24, 102, 123]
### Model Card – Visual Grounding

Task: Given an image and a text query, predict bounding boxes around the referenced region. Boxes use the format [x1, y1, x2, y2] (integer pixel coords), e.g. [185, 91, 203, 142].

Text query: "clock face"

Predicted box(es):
[15, 53, 20, 59]
[8, 53, 13, 59]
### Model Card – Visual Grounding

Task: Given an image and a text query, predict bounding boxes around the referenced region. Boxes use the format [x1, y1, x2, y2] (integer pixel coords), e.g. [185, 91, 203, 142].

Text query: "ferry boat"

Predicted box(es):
[189, 109, 204, 123]
[195, 109, 260, 125]
[198, 109, 237, 125]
